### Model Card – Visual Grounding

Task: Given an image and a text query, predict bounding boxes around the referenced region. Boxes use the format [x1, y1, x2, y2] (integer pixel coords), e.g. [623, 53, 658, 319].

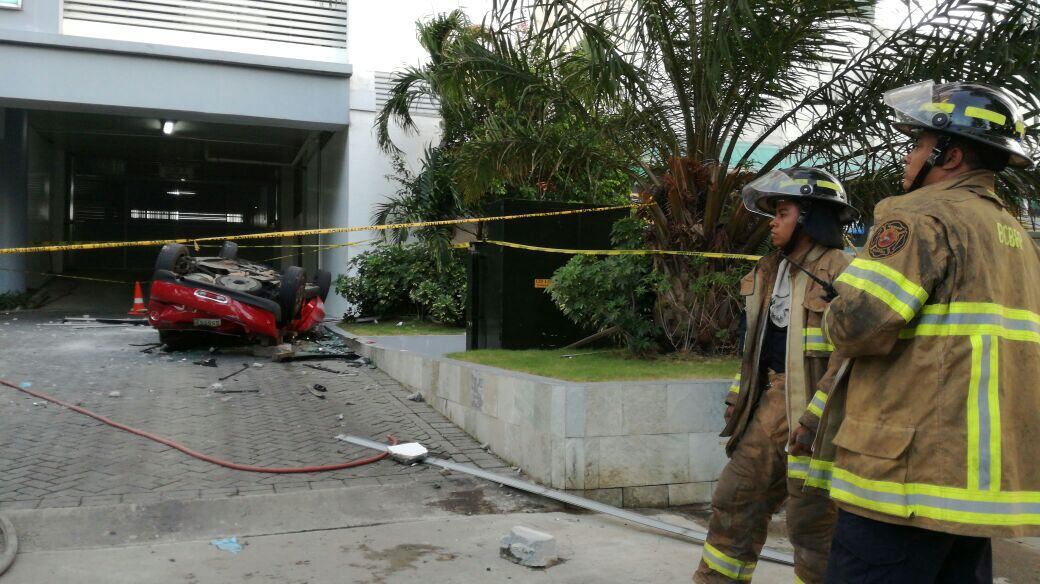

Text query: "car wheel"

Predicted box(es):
[155, 244, 191, 275]
[277, 266, 306, 324]
[218, 241, 239, 260]
[314, 269, 332, 302]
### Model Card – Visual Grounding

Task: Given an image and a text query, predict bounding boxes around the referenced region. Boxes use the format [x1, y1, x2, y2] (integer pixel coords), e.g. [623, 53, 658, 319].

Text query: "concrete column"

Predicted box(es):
[0, 108, 29, 294]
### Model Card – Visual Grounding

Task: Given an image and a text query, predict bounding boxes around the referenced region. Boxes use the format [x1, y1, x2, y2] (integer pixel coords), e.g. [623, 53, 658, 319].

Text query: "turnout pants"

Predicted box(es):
[825, 509, 992, 584]
[694, 373, 836, 583]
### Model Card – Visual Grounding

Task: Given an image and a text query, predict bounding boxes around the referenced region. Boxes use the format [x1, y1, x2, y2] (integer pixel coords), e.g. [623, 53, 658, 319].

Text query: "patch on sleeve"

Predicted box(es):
[868, 220, 911, 259]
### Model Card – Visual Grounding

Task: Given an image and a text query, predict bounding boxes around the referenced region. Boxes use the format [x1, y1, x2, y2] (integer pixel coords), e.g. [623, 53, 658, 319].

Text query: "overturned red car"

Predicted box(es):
[148, 241, 330, 345]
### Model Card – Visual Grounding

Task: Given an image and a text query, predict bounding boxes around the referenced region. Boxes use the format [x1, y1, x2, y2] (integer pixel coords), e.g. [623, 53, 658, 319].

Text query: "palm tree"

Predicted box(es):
[479, 0, 1040, 352]
[375, 10, 641, 206]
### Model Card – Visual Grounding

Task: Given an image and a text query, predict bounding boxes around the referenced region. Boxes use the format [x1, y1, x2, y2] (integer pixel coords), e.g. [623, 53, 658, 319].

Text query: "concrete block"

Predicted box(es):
[513, 379, 553, 432]
[497, 380, 516, 425]
[517, 425, 552, 484]
[577, 487, 622, 507]
[588, 434, 690, 488]
[564, 438, 585, 490]
[584, 384, 624, 437]
[564, 385, 586, 437]
[550, 385, 566, 437]
[500, 526, 558, 568]
[622, 384, 668, 435]
[668, 482, 713, 506]
[666, 382, 727, 433]
[689, 432, 728, 482]
[622, 485, 669, 508]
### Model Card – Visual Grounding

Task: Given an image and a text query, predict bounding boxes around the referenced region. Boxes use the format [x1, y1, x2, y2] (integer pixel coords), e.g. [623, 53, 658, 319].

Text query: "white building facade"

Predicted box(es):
[0, 0, 489, 317]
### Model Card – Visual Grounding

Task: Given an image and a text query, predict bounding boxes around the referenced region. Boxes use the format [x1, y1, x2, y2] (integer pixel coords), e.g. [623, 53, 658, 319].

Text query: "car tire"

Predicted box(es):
[277, 266, 306, 324]
[314, 269, 332, 302]
[155, 244, 190, 275]
[218, 241, 239, 260]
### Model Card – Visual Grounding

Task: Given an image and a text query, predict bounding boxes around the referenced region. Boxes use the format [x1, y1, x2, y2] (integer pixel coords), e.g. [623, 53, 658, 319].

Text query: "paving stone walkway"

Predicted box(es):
[0, 311, 509, 510]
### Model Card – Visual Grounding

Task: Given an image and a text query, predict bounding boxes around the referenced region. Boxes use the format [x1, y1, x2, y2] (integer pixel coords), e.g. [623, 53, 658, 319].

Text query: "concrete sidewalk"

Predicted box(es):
[0, 480, 794, 583]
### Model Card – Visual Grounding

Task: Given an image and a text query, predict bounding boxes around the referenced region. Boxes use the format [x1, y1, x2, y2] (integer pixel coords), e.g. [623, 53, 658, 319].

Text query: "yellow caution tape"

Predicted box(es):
[0, 204, 642, 256]
[475, 240, 762, 261]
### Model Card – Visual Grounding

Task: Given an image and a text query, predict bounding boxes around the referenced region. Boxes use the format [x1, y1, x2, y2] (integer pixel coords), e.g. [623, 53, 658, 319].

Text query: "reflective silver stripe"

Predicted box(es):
[809, 393, 826, 412]
[703, 543, 755, 579]
[977, 336, 993, 490]
[788, 457, 809, 476]
[830, 477, 1040, 516]
[843, 264, 925, 314]
[918, 312, 1040, 334]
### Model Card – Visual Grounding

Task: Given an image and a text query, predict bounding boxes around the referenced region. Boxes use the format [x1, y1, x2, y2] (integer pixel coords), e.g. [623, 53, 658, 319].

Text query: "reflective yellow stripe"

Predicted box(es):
[788, 455, 811, 480]
[795, 576, 807, 584]
[806, 389, 828, 417]
[967, 336, 983, 490]
[965, 106, 1007, 126]
[899, 302, 1040, 343]
[829, 468, 1040, 527]
[729, 373, 741, 394]
[836, 259, 928, 322]
[923, 102, 956, 113]
[990, 340, 1003, 493]
[1016, 120, 1025, 136]
[816, 180, 840, 192]
[803, 327, 834, 352]
[702, 543, 756, 581]
[805, 460, 834, 490]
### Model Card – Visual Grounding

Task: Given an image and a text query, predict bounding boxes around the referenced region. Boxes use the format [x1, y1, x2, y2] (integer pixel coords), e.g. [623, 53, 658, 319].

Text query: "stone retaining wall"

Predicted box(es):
[333, 329, 730, 508]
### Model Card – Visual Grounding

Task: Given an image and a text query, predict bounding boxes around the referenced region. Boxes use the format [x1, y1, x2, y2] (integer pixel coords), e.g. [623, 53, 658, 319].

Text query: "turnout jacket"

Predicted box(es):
[812, 170, 1040, 537]
[721, 244, 851, 493]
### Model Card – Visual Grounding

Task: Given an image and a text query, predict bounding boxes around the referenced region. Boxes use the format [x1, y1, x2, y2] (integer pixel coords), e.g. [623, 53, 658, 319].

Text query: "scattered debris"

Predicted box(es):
[307, 386, 326, 399]
[336, 414, 344, 421]
[500, 526, 558, 568]
[210, 537, 243, 555]
[252, 343, 295, 361]
[480, 443, 490, 451]
[194, 358, 217, 368]
[32, 402, 45, 407]
[312, 384, 327, 393]
[251, 363, 263, 368]
[137, 343, 163, 353]
[18, 382, 31, 390]
[107, 391, 121, 398]
[213, 389, 259, 394]
[218, 364, 250, 381]
[406, 392, 424, 402]
[396, 321, 404, 327]
[302, 363, 355, 375]
[209, 383, 224, 391]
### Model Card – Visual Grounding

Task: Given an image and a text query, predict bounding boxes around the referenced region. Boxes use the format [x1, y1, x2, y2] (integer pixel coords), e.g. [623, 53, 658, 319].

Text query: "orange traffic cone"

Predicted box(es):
[128, 281, 148, 316]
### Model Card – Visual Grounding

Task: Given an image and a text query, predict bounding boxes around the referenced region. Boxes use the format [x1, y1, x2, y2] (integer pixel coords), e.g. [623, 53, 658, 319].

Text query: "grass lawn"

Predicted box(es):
[445, 349, 739, 382]
[340, 319, 465, 336]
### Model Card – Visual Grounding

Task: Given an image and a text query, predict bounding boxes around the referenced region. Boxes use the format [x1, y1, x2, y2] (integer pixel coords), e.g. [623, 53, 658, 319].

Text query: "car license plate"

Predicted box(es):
[193, 318, 221, 327]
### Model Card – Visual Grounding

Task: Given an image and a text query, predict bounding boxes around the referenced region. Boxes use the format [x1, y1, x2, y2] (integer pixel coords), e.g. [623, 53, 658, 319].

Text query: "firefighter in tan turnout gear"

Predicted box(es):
[806, 81, 1040, 582]
[693, 168, 856, 584]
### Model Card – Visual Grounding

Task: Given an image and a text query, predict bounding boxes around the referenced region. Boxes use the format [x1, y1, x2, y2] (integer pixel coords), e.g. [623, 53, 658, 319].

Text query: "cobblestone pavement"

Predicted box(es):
[0, 310, 509, 511]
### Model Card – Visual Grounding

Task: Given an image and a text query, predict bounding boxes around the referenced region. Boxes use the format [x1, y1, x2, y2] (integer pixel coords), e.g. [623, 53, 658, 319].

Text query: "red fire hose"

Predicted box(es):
[0, 379, 395, 473]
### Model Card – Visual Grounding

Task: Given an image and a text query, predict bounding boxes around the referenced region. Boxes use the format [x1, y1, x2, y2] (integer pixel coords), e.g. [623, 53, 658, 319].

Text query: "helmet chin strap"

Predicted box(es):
[907, 134, 952, 192]
[782, 204, 809, 255]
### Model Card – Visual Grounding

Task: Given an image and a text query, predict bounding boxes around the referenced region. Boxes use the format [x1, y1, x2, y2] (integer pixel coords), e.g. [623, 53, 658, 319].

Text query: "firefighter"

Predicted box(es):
[693, 167, 857, 584]
[805, 81, 1040, 582]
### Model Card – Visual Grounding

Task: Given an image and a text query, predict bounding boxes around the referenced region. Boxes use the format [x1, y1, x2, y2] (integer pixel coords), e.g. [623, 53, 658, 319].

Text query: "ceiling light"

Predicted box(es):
[166, 189, 196, 196]
[162, 120, 175, 135]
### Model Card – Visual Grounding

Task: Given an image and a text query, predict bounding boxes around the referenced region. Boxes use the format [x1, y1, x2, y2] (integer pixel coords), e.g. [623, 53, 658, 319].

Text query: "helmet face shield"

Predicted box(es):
[742, 170, 811, 218]
[741, 167, 857, 223]
[884, 80, 1035, 169]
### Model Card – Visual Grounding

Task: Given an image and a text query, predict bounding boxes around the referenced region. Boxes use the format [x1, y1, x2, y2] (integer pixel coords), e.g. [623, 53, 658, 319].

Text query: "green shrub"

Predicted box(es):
[547, 217, 664, 354]
[334, 243, 466, 326]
